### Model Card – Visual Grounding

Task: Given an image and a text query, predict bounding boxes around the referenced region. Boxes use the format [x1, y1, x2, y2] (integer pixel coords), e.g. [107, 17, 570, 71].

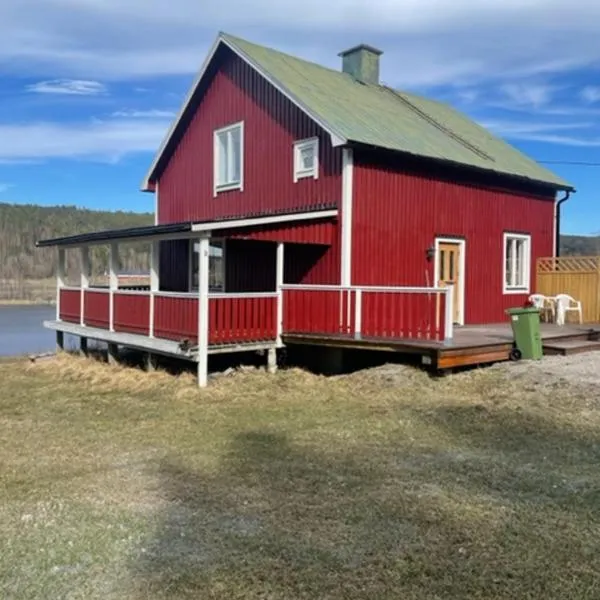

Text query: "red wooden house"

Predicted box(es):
[38, 32, 573, 384]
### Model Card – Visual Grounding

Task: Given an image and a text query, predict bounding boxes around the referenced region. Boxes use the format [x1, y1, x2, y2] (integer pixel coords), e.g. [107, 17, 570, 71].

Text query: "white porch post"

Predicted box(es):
[80, 246, 90, 326]
[56, 248, 65, 321]
[444, 285, 454, 341]
[149, 241, 159, 337]
[197, 236, 210, 388]
[354, 288, 362, 338]
[276, 242, 284, 347]
[109, 242, 119, 332]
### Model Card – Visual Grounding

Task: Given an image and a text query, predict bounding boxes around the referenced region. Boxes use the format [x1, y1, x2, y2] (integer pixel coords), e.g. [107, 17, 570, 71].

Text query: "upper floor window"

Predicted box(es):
[504, 233, 531, 294]
[214, 122, 244, 195]
[293, 137, 319, 182]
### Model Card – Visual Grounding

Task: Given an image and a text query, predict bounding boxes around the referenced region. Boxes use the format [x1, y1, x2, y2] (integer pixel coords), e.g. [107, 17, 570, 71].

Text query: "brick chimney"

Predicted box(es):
[338, 44, 383, 85]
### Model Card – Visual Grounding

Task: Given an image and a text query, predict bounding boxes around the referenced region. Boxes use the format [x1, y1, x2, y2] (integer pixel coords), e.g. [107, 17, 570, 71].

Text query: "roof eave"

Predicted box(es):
[140, 32, 347, 191]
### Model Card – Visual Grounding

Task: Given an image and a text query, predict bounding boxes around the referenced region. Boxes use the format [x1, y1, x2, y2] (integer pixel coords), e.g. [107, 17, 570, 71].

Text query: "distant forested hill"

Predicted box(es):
[0, 203, 153, 302]
[560, 234, 600, 256]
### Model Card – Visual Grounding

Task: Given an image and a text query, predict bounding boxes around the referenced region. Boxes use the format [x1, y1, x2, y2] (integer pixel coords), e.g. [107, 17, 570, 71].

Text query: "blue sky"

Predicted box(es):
[0, 0, 599, 233]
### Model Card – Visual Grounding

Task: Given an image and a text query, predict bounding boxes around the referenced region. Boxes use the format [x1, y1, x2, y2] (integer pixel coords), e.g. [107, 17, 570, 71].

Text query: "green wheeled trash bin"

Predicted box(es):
[505, 307, 543, 360]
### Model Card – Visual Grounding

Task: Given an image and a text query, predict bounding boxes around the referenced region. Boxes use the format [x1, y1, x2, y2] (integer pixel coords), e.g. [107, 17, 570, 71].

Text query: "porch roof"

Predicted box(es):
[36, 207, 338, 248]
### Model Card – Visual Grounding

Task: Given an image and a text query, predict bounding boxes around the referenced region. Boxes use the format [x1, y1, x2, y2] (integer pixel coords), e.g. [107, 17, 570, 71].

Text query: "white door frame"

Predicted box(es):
[434, 237, 466, 326]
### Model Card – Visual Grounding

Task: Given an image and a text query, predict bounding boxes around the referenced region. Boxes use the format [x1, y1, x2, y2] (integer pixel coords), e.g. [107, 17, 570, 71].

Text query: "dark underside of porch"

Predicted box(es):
[282, 322, 600, 370]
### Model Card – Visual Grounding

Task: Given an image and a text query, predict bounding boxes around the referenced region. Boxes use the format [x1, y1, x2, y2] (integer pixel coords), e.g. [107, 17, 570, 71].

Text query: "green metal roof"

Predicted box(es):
[222, 33, 572, 190]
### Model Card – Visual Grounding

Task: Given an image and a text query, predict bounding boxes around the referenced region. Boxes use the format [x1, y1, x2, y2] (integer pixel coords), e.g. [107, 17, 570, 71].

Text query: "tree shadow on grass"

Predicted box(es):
[131, 423, 600, 600]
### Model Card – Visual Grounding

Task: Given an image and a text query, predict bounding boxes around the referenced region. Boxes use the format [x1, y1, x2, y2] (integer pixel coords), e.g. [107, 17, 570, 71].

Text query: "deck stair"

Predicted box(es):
[543, 339, 600, 356]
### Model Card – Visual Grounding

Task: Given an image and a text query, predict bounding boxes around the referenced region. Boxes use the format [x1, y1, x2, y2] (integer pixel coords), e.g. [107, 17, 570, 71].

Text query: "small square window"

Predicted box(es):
[214, 122, 243, 195]
[503, 233, 531, 294]
[293, 138, 319, 182]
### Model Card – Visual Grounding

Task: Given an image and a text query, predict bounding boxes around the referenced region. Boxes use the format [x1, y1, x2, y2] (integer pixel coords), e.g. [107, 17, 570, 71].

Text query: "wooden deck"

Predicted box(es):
[283, 322, 600, 370]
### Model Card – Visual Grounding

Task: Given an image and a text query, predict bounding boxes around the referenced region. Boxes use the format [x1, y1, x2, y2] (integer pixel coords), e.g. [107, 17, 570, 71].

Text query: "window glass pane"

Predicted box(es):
[505, 239, 514, 287]
[300, 145, 314, 170]
[439, 250, 445, 280]
[218, 132, 228, 184]
[515, 239, 523, 287]
[209, 241, 224, 291]
[229, 127, 241, 184]
[191, 240, 224, 291]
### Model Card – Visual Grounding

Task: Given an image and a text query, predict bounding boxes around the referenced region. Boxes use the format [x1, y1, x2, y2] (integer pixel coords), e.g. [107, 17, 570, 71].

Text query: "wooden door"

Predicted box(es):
[437, 242, 462, 324]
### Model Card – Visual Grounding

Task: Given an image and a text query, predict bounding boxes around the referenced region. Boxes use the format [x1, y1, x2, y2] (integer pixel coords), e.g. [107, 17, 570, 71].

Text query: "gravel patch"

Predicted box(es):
[496, 353, 600, 387]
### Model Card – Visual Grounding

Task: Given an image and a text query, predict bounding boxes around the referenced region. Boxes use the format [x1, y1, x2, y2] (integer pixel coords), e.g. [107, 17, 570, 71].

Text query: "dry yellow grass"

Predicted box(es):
[1, 353, 600, 599]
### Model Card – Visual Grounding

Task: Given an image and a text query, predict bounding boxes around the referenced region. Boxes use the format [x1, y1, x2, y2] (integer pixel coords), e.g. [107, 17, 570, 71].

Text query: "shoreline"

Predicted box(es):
[0, 300, 55, 306]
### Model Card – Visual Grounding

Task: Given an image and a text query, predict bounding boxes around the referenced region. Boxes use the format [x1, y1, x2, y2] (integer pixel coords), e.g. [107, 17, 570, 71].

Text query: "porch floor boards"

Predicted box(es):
[283, 322, 600, 370]
[44, 321, 277, 360]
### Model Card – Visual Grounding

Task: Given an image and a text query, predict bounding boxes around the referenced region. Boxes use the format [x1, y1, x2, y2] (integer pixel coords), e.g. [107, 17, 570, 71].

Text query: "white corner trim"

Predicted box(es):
[191, 209, 338, 233]
[340, 148, 354, 287]
[502, 232, 532, 295]
[154, 180, 159, 225]
[213, 120, 244, 197]
[141, 33, 347, 190]
[433, 237, 466, 326]
[293, 137, 319, 183]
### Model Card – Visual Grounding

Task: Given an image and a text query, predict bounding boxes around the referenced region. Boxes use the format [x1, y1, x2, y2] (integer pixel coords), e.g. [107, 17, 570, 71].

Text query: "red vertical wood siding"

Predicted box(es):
[157, 48, 342, 224]
[114, 293, 150, 335]
[83, 290, 110, 328]
[159, 240, 189, 292]
[209, 296, 277, 344]
[225, 240, 276, 292]
[154, 296, 199, 342]
[59, 289, 81, 323]
[225, 218, 336, 245]
[352, 152, 555, 324]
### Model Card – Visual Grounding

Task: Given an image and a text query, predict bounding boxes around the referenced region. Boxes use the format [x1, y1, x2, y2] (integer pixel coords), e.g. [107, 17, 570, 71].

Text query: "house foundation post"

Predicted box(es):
[196, 236, 210, 388]
[145, 352, 158, 372]
[56, 331, 64, 352]
[267, 347, 277, 374]
[107, 343, 119, 365]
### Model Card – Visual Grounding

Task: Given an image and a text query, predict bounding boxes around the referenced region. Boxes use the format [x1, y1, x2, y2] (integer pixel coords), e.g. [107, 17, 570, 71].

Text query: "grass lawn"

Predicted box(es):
[1, 354, 599, 599]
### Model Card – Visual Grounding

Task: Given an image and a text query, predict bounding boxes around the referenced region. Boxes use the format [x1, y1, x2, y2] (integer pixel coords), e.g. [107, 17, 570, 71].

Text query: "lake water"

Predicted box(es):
[0, 305, 75, 357]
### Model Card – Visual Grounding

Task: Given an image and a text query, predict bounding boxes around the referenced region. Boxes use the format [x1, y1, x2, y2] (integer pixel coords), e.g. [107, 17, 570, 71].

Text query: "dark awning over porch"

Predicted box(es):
[36, 207, 338, 248]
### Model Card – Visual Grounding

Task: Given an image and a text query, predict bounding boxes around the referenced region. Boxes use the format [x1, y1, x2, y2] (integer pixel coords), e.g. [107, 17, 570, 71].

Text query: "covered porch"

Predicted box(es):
[38, 210, 456, 386]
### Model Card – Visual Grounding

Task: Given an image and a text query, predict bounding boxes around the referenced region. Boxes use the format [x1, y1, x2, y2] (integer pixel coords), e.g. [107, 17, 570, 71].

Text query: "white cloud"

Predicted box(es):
[0, 0, 599, 88]
[580, 86, 600, 103]
[26, 79, 107, 95]
[499, 83, 557, 108]
[0, 117, 171, 162]
[0, 183, 12, 193]
[481, 120, 593, 136]
[112, 109, 176, 119]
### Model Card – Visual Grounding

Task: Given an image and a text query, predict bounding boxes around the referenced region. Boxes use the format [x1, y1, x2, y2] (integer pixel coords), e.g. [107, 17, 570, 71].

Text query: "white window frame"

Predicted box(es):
[503, 232, 531, 294]
[293, 137, 319, 182]
[189, 238, 226, 293]
[213, 121, 244, 196]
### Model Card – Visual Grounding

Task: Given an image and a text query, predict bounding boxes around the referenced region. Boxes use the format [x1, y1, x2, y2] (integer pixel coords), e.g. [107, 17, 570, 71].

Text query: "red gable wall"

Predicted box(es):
[156, 47, 342, 225]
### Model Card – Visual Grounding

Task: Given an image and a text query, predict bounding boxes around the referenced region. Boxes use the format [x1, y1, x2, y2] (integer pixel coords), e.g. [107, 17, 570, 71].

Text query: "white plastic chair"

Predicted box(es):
[554, 294, 583, 326]
[528, 294, 555, 323]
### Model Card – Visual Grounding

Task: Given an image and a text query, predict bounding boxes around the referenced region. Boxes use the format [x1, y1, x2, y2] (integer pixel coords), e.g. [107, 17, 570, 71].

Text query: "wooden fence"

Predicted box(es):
[536, 256, 600, 323]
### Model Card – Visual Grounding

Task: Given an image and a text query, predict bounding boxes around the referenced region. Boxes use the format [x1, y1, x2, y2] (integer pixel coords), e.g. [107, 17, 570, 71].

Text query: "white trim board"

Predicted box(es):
[433, 237, 466, 326]
[191, 208, 338, 233]
[340, 148, 354, 287]
[142, 33, 346, 190]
